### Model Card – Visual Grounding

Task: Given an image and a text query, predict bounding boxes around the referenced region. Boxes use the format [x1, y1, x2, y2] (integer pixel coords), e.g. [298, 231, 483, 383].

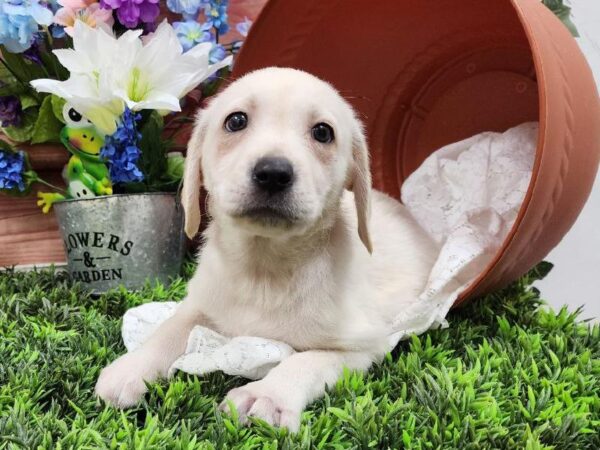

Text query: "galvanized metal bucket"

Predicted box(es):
[54, 193, 185, 293]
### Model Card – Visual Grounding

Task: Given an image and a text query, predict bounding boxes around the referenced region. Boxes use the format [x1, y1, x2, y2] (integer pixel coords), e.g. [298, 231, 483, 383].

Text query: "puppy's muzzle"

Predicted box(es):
[233, 156, 299, 225]
[252, 157, 294, 194]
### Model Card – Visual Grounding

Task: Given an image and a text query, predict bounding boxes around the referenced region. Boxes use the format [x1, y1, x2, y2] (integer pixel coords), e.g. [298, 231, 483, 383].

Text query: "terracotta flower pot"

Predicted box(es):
[232, 0, 600, 305]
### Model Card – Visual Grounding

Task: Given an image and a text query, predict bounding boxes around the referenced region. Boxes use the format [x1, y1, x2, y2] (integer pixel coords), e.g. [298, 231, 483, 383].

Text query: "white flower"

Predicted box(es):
[112, 21, 232, 111]
[32, 22, 140, 134]
[31, 20, 231, 135]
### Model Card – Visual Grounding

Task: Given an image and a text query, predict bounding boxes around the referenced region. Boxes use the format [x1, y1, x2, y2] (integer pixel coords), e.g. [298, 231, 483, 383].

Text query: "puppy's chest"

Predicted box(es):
[208, 267, 344, 349]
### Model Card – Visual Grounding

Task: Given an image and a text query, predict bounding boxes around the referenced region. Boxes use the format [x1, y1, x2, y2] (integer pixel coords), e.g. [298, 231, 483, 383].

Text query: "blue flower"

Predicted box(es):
[0, 11, 39, 52]
[204, 0, 228, 35]
[173, 19, 212, 52]
[1, 0, 54, 24]
[202, 43, 228, 82]
[167, 0, 207, 19]
[50, 23, 66, 39]
[209, 43, 226, 64]
[0, 0, 53, 53]
[235, 16, 251, 37]
[100, 109, 144, 184]
[0, 148, 26, 192]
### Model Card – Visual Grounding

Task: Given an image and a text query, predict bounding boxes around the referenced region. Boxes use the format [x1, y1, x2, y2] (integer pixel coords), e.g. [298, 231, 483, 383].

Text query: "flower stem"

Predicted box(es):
[33, 176, 66, 194]
[223, 41, 242, 49]
[44, 26, 54, 48]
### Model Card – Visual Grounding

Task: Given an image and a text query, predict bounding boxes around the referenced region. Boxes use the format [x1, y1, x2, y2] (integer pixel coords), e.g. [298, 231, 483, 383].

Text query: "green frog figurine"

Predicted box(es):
[38, 104, 112, 213]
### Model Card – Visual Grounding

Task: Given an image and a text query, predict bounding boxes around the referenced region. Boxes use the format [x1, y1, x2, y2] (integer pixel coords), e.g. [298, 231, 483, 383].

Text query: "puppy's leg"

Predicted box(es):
[95, 300, 207, 408]
[221, 350, 376, 431]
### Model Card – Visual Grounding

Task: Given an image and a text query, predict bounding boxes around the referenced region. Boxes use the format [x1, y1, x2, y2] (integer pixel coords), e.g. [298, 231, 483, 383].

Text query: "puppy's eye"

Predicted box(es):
[224, 112, 248, 132]
[311, 123, 334, 143]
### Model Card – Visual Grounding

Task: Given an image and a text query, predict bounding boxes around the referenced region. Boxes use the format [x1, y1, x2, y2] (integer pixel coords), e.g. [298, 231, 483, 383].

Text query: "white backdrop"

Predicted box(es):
[536, 0, 600, 321]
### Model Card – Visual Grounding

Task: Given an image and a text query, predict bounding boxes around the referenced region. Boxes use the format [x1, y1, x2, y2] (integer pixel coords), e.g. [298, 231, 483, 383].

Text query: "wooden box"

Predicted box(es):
[0, 145, 68, 266]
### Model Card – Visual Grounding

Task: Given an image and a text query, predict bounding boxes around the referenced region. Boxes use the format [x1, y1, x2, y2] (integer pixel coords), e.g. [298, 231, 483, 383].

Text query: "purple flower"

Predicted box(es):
[100, 108, 144, 183]
[22, 38, 42, 64]
[0, 148, 27, 192]
[0, 95, 22, 128]
[100, 0, 159, 29]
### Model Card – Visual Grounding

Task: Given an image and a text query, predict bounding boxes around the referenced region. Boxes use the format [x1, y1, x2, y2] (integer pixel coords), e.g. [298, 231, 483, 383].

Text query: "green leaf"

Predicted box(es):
[0, 139, 13, 152]
[39, 47, 69, 81]
[327, 407, 352, 422]
[555, 7, 579, 37]
[527, 261, 554, 282]
[0, 58, 15, 81]
[542, 0, 579, 37]
[1, 110, 36, 142]
[19, 94, 38, 110]
[0, 47, 43, 99]
[138, 110, 169, 188]
[0, 46, 46, 83]
[51, 95, 67, 123]
[165, 152, 185, 182]
[402, 430, 412, 447]
[30, 95, 63, 144]
[0, 58, 18, 92]
[0, 82, 26, 96]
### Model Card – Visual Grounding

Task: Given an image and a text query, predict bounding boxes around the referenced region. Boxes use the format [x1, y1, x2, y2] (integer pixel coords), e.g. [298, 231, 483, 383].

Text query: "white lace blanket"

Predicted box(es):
[122, 122, 538, 379]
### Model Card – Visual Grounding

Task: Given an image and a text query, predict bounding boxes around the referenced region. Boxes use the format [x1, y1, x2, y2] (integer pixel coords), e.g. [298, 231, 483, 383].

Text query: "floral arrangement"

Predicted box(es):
[0, 0, 251, 209]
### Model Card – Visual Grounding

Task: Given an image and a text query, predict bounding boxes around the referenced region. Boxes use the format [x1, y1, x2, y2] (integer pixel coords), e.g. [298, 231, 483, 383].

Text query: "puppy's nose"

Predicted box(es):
[252, 157, 294, 193]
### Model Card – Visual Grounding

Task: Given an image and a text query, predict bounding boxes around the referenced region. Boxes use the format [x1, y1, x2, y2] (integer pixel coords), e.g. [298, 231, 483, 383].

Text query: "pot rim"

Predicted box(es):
[454, 0, 547, 305]
[53, 191, 179, 208]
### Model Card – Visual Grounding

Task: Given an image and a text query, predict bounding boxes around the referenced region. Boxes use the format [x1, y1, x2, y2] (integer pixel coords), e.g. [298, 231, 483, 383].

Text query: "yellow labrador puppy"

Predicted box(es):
[95, 67, 437, 431]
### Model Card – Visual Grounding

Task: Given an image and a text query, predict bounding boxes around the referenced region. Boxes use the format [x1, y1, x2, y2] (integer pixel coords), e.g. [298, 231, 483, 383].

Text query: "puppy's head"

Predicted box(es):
[182, 67, 372, 252]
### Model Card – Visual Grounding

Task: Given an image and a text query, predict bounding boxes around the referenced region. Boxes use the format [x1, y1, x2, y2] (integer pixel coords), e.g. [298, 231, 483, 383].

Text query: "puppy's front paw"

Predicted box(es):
[95, 351, 161, 408]
[220, 381, 301, 432]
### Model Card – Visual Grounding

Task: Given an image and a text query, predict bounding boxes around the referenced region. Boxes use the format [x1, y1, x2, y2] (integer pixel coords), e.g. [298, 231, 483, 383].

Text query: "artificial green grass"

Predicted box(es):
[0, 262, 598, 449]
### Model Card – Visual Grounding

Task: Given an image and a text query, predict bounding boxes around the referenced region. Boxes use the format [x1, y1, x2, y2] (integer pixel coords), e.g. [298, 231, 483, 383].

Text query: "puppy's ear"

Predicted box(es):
[348, 120, 373, 253]
[181, 112, 206, 239]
